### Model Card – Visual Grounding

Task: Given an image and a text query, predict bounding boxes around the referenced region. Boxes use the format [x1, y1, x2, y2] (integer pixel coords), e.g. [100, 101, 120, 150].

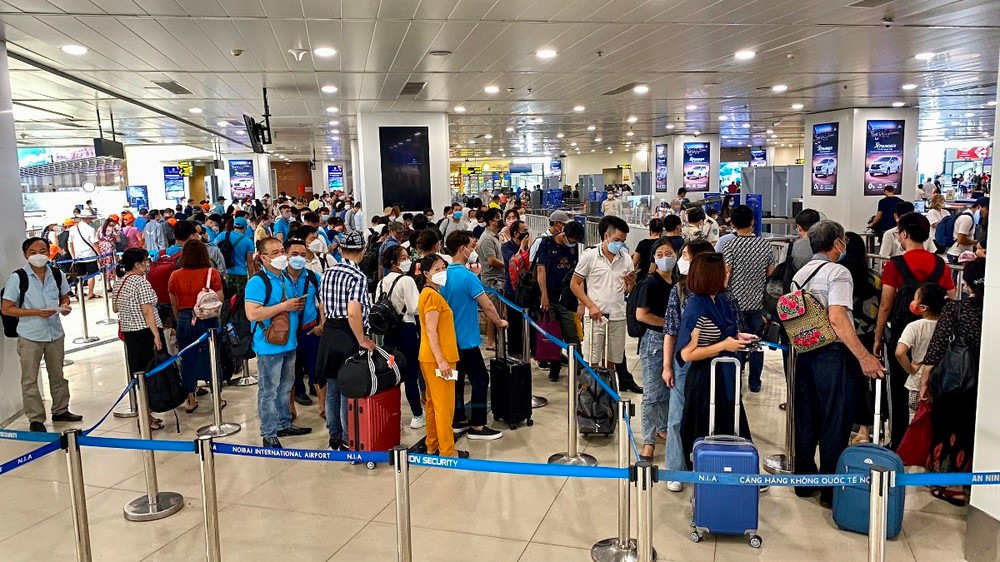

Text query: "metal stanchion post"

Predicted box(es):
[197, 329, 241, 438]
[124, 371, 185, 521]
[392, 446, 413, 562]
[635, 461, 657, 562]
[548, 344, 597, 466]
[96, 254, 118, 325]
[72, 278, 99, 344]
[196, 435, 222, 562]
[63, 429, 93, 562]
[593, 399, 652, 561]
[232, 358, 258, 386]
[868, 467, 891, 562]
[765, 346, 796, 474]
[113, 345, 138, 418]
[523, 309, 547, 409]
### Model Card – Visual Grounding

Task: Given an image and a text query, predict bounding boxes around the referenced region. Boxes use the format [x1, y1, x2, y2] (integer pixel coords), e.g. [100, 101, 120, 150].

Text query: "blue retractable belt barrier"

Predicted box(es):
[622, 408, 639, 459]
[485, 288, 570, 350]
[0, 440, 61, 475]
[213, 442, 390, 464]
[407, 453, 629, 479]
[0, 429, 62, 443]
[54, 252, 116, 265]
[145, 331, 210, 378]
[573, 349, 622, 402]
[77, 435, 196, 453]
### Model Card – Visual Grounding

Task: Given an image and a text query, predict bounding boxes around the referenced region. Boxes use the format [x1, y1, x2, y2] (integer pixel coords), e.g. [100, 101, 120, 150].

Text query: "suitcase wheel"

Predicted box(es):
[749, 535, 762, 549]
[509, 423, 517, 430]
[366, 462, 377, 470]
[526, 419, 534, 427]
[690, 532, 702, 543]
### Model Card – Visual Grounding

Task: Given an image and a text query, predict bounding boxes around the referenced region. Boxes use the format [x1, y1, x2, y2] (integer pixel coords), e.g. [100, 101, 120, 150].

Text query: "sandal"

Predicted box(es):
[185, 402, 199, 414]
[930, 488, 967, 507]
[196, 387, 210, 397]
[149, 419, 164, 431]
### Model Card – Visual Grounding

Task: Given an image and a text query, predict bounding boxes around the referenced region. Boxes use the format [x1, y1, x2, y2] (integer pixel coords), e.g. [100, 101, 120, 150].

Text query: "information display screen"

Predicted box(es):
[682, 142, 710, 192]
[812, 123, 839, 196]
[379, 127, 431, 210]
[863, 120, 905, 196]
[126, 185, 148, 210]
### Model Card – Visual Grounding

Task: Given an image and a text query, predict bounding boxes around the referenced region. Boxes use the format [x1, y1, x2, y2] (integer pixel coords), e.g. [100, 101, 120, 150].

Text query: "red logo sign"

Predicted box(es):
[957, 146, 990, 160]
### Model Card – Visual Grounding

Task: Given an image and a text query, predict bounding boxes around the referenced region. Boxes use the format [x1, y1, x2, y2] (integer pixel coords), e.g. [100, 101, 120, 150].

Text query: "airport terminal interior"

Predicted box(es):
[0, 1, 998, 561]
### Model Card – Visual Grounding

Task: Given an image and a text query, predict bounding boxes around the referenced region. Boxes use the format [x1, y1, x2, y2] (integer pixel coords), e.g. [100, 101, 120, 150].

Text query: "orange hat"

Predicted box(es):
[167, 218, 177, 226]
[108, 213, 120, 223]
[121, 211, 134, 225]
[201, 202, 211, 211]
[63, 218, 75, 227]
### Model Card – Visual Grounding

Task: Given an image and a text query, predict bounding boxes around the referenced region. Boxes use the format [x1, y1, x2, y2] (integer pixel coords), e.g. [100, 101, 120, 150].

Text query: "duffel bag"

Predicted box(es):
[338, 346, 405, 399]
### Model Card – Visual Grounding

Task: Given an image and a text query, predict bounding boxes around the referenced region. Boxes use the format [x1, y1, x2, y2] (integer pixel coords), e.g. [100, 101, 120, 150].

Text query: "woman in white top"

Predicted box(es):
[926, 194, 949, 254]
[378, 245, 425, 429]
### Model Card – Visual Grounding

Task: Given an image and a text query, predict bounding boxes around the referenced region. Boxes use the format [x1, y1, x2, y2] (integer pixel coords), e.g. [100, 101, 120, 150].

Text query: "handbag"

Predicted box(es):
[777, 262, 839, 353]
[534, 311, 564, 362]
[929, 299, 978, 397]
[897, 400, 932, 467]
[338, 346, 405, 398]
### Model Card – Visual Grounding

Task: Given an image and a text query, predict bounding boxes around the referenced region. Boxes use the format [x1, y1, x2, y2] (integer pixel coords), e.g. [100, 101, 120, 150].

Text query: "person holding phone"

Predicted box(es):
[417, 254, 467, 458]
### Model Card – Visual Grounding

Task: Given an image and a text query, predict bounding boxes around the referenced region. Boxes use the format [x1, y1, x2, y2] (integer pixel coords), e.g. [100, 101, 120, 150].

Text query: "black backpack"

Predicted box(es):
[369, 274, 406, 336]
[144, 350, 187, 413]
[217, 231, 246, 270]
[885, 255, 945, 344]
[2, 267, 64, 338]
[626, 276, 652, 338]
[762, 250, 796, 322]
[359, 238, 382, 289]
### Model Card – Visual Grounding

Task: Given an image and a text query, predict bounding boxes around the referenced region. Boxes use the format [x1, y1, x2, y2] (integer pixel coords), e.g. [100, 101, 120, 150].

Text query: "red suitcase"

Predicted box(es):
[347, 385, 401, 469]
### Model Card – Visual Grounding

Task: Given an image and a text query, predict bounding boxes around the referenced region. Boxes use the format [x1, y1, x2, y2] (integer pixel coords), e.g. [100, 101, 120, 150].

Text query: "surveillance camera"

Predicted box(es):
[231, 49, 243, 56]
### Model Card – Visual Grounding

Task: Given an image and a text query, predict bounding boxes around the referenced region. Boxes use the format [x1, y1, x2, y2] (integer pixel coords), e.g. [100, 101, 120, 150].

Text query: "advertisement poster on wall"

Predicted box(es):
[863, 120, 905, 196]
[548, 160, 562, 178]
[811, 122, 839, 196]
[163, 166, 185, 200]
[750, 149, 767, 167]
[328, 164, 344, 190]
[719, 162, 748, 186]
[682, 142, 710, 192]
[126, 185, 149, 210]
[228, 160, 255, 199]
[655, 144, 668, 192]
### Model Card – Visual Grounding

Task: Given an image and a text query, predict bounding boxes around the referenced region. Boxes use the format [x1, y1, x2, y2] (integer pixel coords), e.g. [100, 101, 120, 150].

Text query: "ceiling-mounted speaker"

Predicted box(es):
[288, 49, 309, 61]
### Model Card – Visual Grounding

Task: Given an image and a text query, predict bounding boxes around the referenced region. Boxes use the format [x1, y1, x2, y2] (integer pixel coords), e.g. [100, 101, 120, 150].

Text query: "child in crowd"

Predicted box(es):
[895, 282, 947, 419]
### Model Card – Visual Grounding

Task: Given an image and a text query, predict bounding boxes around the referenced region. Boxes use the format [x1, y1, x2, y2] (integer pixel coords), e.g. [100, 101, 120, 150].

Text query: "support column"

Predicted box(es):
[0, 41, 26, 423]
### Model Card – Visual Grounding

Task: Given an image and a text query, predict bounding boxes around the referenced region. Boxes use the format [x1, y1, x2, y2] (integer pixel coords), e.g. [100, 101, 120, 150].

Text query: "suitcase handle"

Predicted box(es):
[709, 356, 742, 437]
[588, 315, 611, 366]
[497, 302, 508, 361]
[872, 372, 890, 446]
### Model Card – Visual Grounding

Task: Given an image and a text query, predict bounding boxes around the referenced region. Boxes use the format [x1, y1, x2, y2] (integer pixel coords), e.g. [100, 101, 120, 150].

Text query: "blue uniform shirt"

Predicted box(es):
[273, 218, 290, 240]
[213, 230, 255, 275]
[439, 263, 485, 350]
[2, 266, 71, 342]
[245, 269, 298, 355]
[287, 269, 319, 327]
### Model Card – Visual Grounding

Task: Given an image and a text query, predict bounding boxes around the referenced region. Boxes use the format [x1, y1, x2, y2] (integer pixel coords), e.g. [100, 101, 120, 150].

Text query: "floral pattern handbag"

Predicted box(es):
[776, 263, 839, 353]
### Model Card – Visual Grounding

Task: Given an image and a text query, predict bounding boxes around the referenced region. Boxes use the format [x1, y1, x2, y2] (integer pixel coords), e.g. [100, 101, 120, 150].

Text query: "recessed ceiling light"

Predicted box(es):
[61, 44, 88, 55]
[332, 129, 340, 134]
[455, 145, 462, 149]
[189, 107, 203, 114]
[766, 129, 774, 134]
[718, 115, 727, 121]
[591, 149, 595, 152]
[633, 84, 649, 95]
[533, 117, 543, 124]
[326, 106, 339, 113]
[313, 47, 337, 57]
[536, 49, 557, 59]
[627, 115, 638, 123]
[556, 133, 565, 138]
[468, 140, 476, 145]
[484, 134, 493, 139]
[328, 120, 339, 126]
[772, 84, 788, 93]
[901, 83, 917, 90]
[915, 52, 936, 60]
[742, 123, 751, 128]
[951, 121, 962, 126]
[505, 126, 515, 132]
[587, 125, 596, 131]
[454, 106, 466, 113]
[574, 105, 586, 112]
[484, 85, 500, 94]
[665, 124, 675, 129]
[594, 137, 602, 142]
[570, 142, 577, 146]
[791, 103, 804, 110]
[626, 131, 634, 137]
[693, 130, 701, 135]
[964, 112, 974, 117]
[734, 50, 756, 61]
[485, 150, 491, 155]
[216, 121, 228, 127]
[892, 101, 906, 107]
[321, 85, 338, 93]
[988, 100, 998, 106]
[685, 105, 697, 111]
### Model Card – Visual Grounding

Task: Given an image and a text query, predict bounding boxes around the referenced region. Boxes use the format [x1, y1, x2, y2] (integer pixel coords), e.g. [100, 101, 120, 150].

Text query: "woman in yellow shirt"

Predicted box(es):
[417, 254, 467, 459]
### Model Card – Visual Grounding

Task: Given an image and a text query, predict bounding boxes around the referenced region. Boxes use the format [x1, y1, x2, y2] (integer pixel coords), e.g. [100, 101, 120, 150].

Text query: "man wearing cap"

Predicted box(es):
[529, 210, 571, 262]
[316, 231, 375, 451]
[215, 217, 256, 296]
[948, 197, 987, 264]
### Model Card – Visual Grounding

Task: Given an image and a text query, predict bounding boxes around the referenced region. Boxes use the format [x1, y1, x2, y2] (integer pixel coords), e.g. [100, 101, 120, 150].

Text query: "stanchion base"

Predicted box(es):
[763, 453, 793, 475]
[112, 406, 138, 419]
[72, 336, 100, 344]
[123, 492, 185, 521]
[531, 395, 548, 409]
[95, 318, 119, 325]
[197, 422, 242, 438]
[592, 538, 654, 562]
[548, 452, 598, 466]
[231, 376, 258, 387]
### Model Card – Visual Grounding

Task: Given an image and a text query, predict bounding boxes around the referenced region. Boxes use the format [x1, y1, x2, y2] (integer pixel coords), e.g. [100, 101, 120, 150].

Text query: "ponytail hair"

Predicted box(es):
[117, 248, 149, 278]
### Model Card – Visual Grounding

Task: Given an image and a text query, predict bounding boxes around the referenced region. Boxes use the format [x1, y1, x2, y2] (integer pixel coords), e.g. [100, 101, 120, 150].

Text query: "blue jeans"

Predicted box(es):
[256, 350, 296, 439]
[664, 358, 689, 472]
[741, 310, 765, 390]
[176, 311, 217, 393]
[325, 378, 349, 440]
[385, 323, 423, 418]
[638, 330, 669, 446]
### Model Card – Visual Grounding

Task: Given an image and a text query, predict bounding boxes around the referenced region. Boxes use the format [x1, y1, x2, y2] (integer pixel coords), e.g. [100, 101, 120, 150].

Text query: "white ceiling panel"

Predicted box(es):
[413, 0, 461, 20]
[87, 0, 146, 13]
[301, 0, 341, 19]
[259, 0, 304, 18]
[129, 0, 187, 16]
[215, 0, 264, 17]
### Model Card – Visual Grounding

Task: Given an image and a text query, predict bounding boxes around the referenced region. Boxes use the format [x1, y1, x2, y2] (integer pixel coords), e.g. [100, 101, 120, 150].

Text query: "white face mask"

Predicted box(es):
[308, 239, 324, 253]
[676, 257, 691, 276]
[655, 256, 677, 273]
[399, 260, 412, 272]
[430, 270, 448, 287]
[468, 250, 479, 263]
[269, 255, 289, 270]
[27, 254, 49, 267]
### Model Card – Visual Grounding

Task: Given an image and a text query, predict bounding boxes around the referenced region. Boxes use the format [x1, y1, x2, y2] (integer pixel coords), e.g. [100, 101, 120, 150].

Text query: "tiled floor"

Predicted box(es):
[0, 340, 970, 561]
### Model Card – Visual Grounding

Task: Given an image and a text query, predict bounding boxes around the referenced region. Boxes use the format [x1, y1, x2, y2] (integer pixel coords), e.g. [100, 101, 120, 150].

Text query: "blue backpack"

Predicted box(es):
[935, 211, 971, 248]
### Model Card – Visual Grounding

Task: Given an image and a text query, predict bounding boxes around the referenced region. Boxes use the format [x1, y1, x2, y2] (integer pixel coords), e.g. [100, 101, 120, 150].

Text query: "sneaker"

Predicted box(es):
[51, 411, 83, 422]
[294, 393, 313, 406]
[456, 450, 470, 459]
[262, 437, 282, 449]
[29, 421, 46, 433]
[329, 438, 349, 451]
[409, 415, 426, 429]
[548, 369, 560, 382]
[277, 425, 313, 437]
[749, 386, 762, 393]
[452, 421, 470, 435]
[467, 426, 503, 441]
[666, 481, 684, 492]
[759, 485, 770, 493]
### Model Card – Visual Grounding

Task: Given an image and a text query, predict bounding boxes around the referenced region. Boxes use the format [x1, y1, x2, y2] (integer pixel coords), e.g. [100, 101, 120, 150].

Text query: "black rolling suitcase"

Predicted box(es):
[490, 317, 533, 430]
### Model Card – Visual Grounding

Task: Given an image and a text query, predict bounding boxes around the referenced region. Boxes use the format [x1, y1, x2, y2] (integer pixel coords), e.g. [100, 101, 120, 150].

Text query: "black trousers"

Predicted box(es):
[315, 319, 359, 387]
[453, 347, 490, 427]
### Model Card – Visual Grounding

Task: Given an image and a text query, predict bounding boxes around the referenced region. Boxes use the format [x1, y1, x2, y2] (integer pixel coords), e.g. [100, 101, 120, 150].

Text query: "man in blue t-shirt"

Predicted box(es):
[244, 237, 310, 448]
[284, 238, 323, 411]
[536, 221, 583, 381]
[440, 231, 508, 441]
[273, 204, 292, 242]
[214, 217, 256, 296]
[868, 185, 901, 236]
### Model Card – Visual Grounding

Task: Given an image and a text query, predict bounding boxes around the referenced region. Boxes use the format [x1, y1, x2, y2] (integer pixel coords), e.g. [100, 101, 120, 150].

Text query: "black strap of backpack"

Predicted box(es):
[890, 255, 915, 282]
[928, 256, 946, 285]
[792, 261, 828, 291]
[15, 269, 28, 308]
[380, 274, 406, 313]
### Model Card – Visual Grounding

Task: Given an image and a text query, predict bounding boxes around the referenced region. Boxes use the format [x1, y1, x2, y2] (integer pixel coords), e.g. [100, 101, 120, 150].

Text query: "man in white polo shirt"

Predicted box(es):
[571, 215, 642, 393]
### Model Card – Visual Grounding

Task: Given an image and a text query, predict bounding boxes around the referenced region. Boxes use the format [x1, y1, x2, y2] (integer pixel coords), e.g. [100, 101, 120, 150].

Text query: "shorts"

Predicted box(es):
[482, 277, 504, 314]
[78, 260, 98, 276]
[583, 318, 626, 364]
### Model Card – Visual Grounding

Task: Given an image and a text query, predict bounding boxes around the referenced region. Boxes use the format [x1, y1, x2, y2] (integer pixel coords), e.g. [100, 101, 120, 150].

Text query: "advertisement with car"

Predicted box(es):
[811, 122, 839, 196]
[863, 120, 905, 196]
[655, 144, 668, 192]
[683, 142, 710, 192]
[228, 159, 255, 199]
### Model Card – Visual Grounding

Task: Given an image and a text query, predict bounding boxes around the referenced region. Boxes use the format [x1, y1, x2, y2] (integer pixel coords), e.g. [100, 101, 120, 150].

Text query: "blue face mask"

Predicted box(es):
[607, 241, 627, 254]
[453, 212, 463, 220]
[836, 240, 848, 262]
[974, 210, 982, 224]
[288, 256, 308, 270]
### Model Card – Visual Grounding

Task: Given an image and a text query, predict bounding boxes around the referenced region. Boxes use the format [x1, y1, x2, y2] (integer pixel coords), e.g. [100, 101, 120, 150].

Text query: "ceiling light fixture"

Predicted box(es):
[772, 84, 788, 93]
[627, 115, 638, 123]
[484, 134, 493, 139]
[61, 45, 88, 55]
[574, 105, 586, 112]
[626, 131, 634, 137]
[454, 106, 466, 113]
[533, 117, 543, 123]
[665, 124, 675, 129]
[189, 107, 203, 114]
[313, 47, 337, 57]
[536, 49, 557, 59]
[326, 106, 339, 113]
[791, 103, 804, 110]
[557, 133, 565, 138]
[594, 137, 602, 142]
[734, 50, 756, 61]
[484, 85, 500, 94]
[633, 84, 650, 94]
[685, 105, 697, 111]
[892, 101, 906, 107]
[915, 52, 936, 60]
[987, 100, 997, 106]
[587, 125, 596, 131]
[766, 129, 774, 134]
[570, 142, 577, 146]
[328, 120, 339, 126]
[321, 85, 338, 93]
[964, 112, 974, 117]
[693, 130, 701, 135]
[742, 123, 751, 128]
[505, 126, 515, 132]
[216, 121, 228, 127]
[901, 83, 917, 90]
[468, 140, 476, 145]
[718, 115, 727, 121]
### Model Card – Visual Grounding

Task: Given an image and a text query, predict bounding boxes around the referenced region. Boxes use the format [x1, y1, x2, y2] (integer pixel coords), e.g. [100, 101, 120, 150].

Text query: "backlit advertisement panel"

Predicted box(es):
[864, 120, 905, 196]
[163, 166, 185, 200]
[811, 122, 839, 196]
[228, 160, 255, 199]
[750, 149, 767, 167]
[655, 144, 668, 192]
[328, 164, 344, 190]
[683, 142, 710, 192]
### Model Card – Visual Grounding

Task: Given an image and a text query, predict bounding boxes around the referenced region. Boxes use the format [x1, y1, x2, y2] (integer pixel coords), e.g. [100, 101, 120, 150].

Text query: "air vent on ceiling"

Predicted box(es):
[399, 81, 426, 96]
[846, 0, 893, 7]
[152, 80, 193, 95]
[602, 83, 639, 96]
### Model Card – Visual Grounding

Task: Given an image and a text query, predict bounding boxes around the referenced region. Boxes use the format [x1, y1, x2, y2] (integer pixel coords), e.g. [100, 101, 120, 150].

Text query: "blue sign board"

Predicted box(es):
[126, 185, 149, 210]
[327, 164, 344, 190]
[163, 166, 185, 201]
